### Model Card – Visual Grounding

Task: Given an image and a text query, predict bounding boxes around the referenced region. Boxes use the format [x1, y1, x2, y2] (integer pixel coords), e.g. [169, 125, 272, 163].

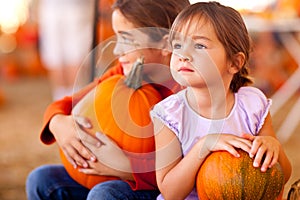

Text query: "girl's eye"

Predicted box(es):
[117, 36, 136, 46]
[194, 43, 206, 49]
[123, 37, 134, 44]
[172, 43, 182, 49]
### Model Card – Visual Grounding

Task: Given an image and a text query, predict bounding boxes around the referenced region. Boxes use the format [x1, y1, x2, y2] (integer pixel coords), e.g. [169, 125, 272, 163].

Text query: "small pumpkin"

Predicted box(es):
[60, 58, 162, 189]
[196, 149, 284, 200]
[287, 179, 300, 200]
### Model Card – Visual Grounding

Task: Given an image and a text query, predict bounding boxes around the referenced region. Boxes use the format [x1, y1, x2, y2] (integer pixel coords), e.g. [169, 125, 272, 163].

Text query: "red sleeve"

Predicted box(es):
[40, 64, 123, 144]
[125, 82, 181, 191]
[125, 153, 158, 190]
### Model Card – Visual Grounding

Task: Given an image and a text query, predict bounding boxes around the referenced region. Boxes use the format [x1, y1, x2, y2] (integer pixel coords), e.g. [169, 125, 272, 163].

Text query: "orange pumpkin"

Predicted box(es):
[196, 149, 284, 200]
[60, 58, 162, 188]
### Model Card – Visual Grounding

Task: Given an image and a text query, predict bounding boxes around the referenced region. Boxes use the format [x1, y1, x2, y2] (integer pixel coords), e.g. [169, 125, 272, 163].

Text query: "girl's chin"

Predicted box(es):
[121, 64, 132, 76]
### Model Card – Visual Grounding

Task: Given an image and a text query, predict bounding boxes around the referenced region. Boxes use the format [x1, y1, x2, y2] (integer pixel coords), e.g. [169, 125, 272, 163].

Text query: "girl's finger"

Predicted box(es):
[249, 138, 262, 158]
[78, 168, 97, 175]
[77, 128, 101, 147]
[74, 115, 92, 129]
[241, 133, 254, 141]
[260, 151, 273, 172]
[228, 139, 251, 154]
[62, 148, 77, 169]
[269, 151, 279, 168]
[253, 146, 266, 168]
[223, 144, 240, 157]
[64, 143, 89, 168]
[73, 140, 97, 162]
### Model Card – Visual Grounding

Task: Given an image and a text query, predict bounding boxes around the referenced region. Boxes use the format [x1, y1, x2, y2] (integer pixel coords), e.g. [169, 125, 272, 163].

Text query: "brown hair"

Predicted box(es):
[112, 0, 190, 42]
[170, 1, 253, 92]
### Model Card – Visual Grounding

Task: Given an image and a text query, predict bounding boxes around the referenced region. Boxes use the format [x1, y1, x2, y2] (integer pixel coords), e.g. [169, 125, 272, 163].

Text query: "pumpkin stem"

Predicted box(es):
[124, 57, 144, 89]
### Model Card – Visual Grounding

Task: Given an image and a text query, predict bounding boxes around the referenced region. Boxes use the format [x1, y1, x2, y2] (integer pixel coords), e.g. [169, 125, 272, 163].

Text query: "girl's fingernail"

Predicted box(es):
[90, 156, 96, 162]
[86, 123, 92, 128]
[253, 162, 258, 167]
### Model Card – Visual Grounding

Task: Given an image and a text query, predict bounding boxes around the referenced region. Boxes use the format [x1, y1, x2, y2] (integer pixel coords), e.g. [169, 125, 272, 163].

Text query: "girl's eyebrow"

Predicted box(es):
[192, 35, 211, 41]
[118, 31, 134, 37]
[171, 34, 211, 42]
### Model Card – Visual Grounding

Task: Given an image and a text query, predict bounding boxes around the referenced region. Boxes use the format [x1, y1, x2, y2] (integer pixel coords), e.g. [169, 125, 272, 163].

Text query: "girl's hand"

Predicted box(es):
[79, 132, 133, 180]
[49, 114, 97, 168]
[242, 133, 280, 172]
[78, 158, 134, 181]
[201, 133, 252, 158]
[81, 132, 132, 174]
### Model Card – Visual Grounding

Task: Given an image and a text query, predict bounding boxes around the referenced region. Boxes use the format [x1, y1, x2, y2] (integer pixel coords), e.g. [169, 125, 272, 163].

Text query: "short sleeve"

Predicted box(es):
[150, 92, 185, 136]
[237, 87, 272, 134]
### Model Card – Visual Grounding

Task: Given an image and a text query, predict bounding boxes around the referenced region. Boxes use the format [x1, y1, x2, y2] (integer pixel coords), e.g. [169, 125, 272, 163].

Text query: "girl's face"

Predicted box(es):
[112, 9, 166, 76]
[170, 18, 236, 89]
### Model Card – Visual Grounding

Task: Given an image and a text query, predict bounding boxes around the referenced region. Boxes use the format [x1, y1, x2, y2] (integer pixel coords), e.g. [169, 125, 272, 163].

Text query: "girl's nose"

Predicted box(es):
[179, 54, 192, 62]
[113, 42, 124, 56]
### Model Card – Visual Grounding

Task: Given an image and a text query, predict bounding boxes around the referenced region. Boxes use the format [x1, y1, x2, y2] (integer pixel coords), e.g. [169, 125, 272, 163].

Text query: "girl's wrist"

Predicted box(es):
[196, 138, 211, 160]
[49, 114, 65, 136]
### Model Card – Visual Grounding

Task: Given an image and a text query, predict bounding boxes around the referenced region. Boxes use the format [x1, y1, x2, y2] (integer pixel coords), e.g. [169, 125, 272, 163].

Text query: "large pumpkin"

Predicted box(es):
[60, 58, 162, 189]
[196, 149, 284, 200]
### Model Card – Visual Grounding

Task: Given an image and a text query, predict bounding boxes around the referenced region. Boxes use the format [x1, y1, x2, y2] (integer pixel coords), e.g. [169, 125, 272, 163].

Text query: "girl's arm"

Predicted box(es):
[243, 113, 292, 183]
[154, 119, 252, 200]
[155, 124, 202, 200]
[40, 64, 124, 167]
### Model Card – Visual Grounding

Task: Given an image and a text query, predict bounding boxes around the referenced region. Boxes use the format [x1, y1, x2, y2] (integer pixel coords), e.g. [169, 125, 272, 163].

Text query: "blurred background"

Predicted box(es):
[0, 0, 299, 199]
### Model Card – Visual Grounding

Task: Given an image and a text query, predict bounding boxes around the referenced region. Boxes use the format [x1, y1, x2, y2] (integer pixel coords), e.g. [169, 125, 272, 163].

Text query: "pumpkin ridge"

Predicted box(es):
[260, 168, 270, 200]
[240, 153, 246, 200]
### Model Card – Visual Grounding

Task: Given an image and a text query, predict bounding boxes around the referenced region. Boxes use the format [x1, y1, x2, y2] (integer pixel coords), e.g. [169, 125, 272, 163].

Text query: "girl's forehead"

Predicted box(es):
[173, 17, 214, 39]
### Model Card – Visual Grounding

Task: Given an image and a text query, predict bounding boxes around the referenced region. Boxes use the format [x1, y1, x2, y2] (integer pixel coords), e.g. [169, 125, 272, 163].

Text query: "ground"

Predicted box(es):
[0, 76, 299, 200]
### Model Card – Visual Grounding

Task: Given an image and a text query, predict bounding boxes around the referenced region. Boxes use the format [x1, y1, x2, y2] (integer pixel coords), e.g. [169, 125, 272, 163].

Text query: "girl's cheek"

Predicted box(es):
[170, 54, 179, 67]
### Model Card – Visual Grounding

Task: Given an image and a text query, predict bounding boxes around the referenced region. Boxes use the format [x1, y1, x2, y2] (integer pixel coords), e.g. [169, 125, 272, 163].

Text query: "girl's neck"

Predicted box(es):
[186, 86, 235, 119]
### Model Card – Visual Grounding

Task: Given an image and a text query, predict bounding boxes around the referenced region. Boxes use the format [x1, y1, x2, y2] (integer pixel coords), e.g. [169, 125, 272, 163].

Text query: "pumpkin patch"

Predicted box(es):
[60, 58, 162, 189]
[196, 149, 284, 200]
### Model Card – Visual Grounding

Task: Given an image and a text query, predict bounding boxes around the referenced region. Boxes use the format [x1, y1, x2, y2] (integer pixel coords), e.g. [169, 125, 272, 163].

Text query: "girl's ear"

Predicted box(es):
[229, 52, 245, 74]
[161, 34, 172, 57]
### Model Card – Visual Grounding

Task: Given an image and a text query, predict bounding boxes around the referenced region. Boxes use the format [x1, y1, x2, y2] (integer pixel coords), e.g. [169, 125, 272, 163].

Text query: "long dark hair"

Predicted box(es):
[112, 0, 190, 42]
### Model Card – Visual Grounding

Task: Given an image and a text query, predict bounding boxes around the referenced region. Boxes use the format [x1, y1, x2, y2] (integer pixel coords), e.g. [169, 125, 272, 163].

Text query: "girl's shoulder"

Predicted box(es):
[235, 86, 272, 130]
[159, 89, 185, 102]
[150, 90, 186, 135]
[152, 89, 186, 112]
[236, 86, 271, 106]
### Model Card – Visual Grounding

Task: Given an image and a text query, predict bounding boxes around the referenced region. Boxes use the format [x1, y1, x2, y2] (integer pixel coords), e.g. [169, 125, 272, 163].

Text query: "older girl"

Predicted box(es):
[26, 0, 189, 199]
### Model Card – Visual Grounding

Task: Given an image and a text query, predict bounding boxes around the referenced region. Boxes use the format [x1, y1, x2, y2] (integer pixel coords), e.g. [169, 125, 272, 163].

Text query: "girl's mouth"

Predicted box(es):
[120, 61, 130, 66]
[178, 67, 194, 72]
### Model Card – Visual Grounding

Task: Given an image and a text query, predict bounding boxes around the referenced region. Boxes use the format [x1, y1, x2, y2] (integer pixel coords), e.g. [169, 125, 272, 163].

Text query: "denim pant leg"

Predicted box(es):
[87, 180, 159, 200]
[26, 164, 89, 200]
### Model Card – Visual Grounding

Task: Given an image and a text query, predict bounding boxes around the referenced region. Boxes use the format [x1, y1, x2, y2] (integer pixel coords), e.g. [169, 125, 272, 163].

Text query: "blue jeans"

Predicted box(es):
[26, 164, 159, 200]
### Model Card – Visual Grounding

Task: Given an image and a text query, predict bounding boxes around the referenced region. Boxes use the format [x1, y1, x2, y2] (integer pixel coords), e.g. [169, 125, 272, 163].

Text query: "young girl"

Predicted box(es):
[26, 0, 190, 199]
[150, 2, 292, 199]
